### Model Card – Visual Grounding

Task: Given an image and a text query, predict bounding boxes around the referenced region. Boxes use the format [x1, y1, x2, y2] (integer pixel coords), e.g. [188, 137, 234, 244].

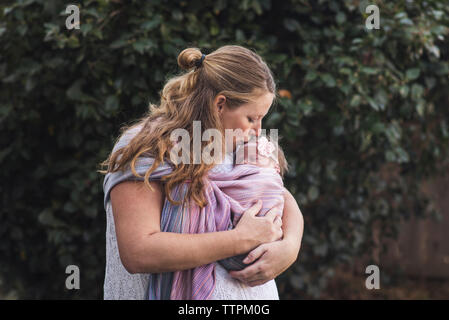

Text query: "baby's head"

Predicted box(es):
[235, 135, 289, 177]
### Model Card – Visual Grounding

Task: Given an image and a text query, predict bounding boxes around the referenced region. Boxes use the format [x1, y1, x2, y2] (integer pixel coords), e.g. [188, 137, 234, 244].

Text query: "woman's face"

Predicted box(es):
[216, 90, 274, 152]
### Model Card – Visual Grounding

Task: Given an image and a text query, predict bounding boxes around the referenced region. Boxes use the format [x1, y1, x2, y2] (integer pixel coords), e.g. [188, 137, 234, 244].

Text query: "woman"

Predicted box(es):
[100, 45, 304, 299]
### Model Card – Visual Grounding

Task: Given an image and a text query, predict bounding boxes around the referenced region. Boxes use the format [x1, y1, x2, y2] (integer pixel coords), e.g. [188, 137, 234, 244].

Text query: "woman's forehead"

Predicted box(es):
[241, 92, 274, 115]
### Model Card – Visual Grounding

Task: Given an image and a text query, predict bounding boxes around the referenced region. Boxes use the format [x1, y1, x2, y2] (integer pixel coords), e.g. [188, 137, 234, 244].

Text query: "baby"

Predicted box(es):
[235, 135, 285, 174]
[217, 135, 289, 270]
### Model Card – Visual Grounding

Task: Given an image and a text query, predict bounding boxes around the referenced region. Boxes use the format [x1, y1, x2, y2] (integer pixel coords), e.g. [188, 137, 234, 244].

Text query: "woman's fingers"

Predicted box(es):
[264, 203, 282, 221]
[229, 264, 268, 284]
[274, 215, 282, 227]
[229, 245, 269, 281]
[229, 262, 261, 282]
[242, 244, 268, 264]
[259, 202, 283, 241]
[246, 199, 263, 216]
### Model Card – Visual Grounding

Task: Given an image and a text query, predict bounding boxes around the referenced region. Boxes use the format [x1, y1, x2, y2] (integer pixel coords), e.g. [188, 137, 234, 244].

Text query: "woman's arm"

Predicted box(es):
[110, 180, 282, 274]
[279, 187, 303, 258]
[229, 188, 304, 286]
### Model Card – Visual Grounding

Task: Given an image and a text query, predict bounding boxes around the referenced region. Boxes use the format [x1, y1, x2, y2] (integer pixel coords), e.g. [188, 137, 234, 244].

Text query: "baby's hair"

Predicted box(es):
[268, 136, 289, 178]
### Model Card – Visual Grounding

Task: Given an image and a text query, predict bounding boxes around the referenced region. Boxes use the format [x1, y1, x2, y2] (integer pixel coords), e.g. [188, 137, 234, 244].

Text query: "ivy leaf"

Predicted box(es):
[81, 23, 92, 37]
[320, 74, 336, 87]
[307, 186, 319, 201]
[105, 95, 119, 112]
[406, 68, 420, 81]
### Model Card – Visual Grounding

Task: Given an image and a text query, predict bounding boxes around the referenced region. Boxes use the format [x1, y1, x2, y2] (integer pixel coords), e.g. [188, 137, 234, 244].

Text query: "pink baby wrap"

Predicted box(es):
[218, 138, 285, 225]
[215, 136, 285, 271]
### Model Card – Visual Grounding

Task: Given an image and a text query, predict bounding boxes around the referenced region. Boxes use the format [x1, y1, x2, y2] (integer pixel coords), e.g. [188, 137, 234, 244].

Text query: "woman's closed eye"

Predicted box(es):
[248, 116, 263, 123]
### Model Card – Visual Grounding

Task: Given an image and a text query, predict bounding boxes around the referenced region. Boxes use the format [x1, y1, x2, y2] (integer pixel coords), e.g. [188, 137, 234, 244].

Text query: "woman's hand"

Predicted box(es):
[229, 240, 295, 287]
[229, 189, 304, 287]
[234, 199, 283, 249]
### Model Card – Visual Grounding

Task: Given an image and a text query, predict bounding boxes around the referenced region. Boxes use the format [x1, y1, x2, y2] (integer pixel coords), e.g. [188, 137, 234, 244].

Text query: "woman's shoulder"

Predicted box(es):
[113, 117, 163, 152]
[112, 124, 144, 153]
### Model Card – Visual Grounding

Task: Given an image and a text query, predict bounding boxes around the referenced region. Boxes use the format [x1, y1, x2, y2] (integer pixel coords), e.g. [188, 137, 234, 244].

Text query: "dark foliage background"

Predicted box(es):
[1, 0, 448, 299]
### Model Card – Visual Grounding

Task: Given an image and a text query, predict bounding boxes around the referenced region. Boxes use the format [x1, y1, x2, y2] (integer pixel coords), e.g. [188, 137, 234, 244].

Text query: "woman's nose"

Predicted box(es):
[253, 125, 262, 137]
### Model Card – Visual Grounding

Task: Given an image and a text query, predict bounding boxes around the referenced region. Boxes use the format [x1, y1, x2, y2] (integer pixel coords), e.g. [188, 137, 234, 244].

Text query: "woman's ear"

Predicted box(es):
[215, 95, 226, 114]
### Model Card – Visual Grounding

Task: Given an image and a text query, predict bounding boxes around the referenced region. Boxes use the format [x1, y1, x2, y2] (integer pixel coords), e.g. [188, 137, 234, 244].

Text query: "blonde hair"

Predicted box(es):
[99, 45, 279, 208]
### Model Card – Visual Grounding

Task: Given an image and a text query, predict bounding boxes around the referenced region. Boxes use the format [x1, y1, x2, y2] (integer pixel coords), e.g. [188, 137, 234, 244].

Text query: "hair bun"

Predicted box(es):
[178, 48, 204, 71]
